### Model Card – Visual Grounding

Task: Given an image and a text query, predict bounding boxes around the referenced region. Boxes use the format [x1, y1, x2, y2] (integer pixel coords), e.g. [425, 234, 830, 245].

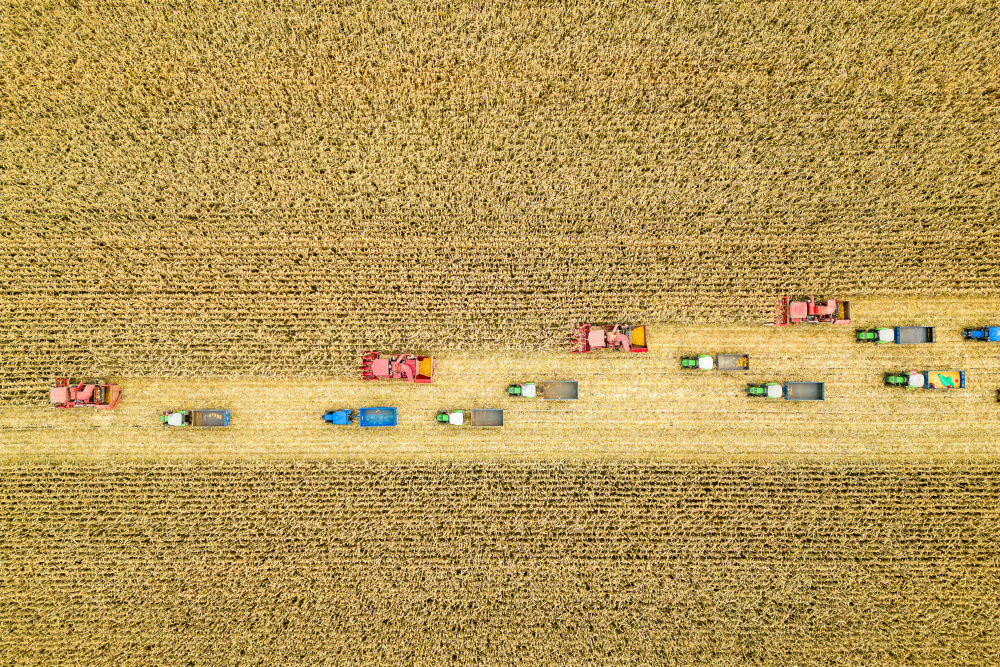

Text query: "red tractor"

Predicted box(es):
[50, 378, 122, 409]
[571, 324, 648, 353]
[772, 297, 851, 326]
[361, 352, 434, 383]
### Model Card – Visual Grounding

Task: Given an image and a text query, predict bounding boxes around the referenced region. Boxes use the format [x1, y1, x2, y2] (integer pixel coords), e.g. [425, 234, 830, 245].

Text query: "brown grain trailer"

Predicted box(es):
[542, 381, 579, 400]
[715, 354, 750, 371]
[469, 409, 504, 427]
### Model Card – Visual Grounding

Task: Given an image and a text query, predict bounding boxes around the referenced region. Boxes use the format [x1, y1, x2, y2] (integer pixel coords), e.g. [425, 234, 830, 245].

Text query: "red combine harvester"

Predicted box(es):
[772, 297, 851, 326]
[571, 324, 648, 353]
[361, 352, 434, 383]
[49, 378, 122, 409]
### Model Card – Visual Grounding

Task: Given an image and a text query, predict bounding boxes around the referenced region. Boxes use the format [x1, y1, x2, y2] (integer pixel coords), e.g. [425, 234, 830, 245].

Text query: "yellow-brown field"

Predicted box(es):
[4, 0, 1000, 662]
[3, 0, 1000, 399]
[1, 462, 998, 664]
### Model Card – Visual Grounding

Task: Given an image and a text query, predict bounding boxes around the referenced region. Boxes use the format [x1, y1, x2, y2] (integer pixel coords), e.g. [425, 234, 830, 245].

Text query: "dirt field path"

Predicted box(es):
[3, 297, 999, 460]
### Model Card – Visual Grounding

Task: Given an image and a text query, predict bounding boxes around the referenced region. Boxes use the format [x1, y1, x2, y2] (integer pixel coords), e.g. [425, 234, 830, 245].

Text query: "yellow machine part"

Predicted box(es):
[630, 326, 646, 347]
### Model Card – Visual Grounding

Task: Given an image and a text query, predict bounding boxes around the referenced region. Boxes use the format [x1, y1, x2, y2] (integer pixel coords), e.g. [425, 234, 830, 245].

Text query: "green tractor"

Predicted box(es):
[857, 328, 894, 343]
[681, 355, 714, 370]
[746, 382, 782, 398]
[435, 410, 464, 424]
[884, 372, 924, 388]
[507, 383, 537, 397]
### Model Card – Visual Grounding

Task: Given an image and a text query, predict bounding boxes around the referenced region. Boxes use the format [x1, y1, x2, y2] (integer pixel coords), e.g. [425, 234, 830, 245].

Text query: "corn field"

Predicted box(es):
[1, 462, 998, 664]
[3, 0, 1000, 399]
[3, 0, 1000, 662]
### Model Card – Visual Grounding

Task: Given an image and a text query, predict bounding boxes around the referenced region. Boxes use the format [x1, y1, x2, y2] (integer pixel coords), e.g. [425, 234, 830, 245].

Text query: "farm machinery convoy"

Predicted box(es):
[40, 307, 995, 426]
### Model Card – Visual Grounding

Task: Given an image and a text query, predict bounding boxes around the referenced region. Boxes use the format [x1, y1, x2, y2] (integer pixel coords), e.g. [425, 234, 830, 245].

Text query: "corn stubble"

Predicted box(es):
[4, 308, 1000, 460]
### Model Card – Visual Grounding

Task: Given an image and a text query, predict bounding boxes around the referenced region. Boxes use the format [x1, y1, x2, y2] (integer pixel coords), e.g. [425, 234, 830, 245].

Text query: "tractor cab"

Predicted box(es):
[885, 372, 924, 388]
[390, 355, 415, 381]
[681, 355, 714, 370]
[161, 411, 189, 426]
[747, 383, 782, 398]
[436, 410, 464, 425]
[93, 385, 111, 405]
[324, 409, 353, 425]
[962, 327, 1000, 341]
[858, 328, 893, 342]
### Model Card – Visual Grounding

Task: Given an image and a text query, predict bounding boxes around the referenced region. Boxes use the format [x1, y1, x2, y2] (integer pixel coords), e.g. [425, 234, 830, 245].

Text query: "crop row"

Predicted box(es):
[2, 462, 997, 563]
[1, 461, 998, 664]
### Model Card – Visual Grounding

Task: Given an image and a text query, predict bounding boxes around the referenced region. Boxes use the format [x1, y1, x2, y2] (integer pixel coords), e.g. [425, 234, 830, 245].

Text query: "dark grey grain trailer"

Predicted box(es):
[784, 382, 825, 401]
[893, 326, 936, 344]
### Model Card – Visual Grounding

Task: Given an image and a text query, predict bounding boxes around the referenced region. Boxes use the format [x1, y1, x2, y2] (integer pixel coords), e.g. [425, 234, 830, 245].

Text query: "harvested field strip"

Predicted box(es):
[4, 297, 1000, 459]
[1, 462, 998, 664]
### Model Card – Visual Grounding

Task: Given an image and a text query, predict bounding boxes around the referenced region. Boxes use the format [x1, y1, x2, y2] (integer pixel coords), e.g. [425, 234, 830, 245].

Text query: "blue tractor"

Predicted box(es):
[962, 327, 1000, 342]
[323, 407, 397, 427]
